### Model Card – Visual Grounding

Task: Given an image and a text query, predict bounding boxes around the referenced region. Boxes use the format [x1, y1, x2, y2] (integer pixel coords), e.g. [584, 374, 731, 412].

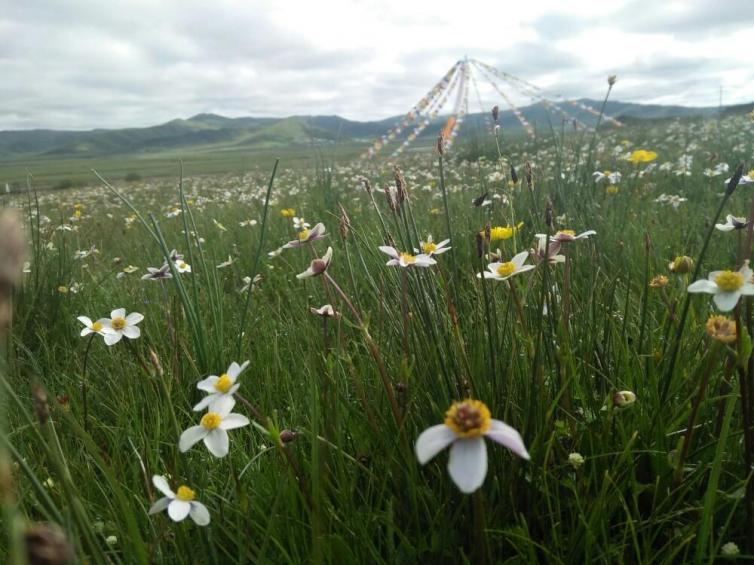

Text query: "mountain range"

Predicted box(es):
[1, 98, 752, 161]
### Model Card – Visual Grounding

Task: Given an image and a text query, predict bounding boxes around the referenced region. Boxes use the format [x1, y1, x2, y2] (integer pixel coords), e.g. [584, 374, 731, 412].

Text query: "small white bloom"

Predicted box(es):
[478, 251, 535, 281]
[148, 475, 210, 526]
[101, 308, 144, 345]
[687, 262, 754, 312]
[296, 247, 333, 279]
[415, 235, 451, 257]
[310, 304, 339, 318]
[379, 246, 436, 268]
[715, 214, 748, 232]
[415, 399, 529, 494]
[179, 397, 250, 458]
[193, 361, 249, 411]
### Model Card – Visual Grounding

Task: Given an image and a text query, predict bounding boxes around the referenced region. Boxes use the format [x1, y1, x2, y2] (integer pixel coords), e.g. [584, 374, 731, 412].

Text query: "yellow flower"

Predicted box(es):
[280, 208, 296, 218]
[57, 285, 68, 294]
[606, 185, 619, 195]
[488, 222, 524, 242]
[627, 149, 658, 164]
[705, 315, 736, 343]
[649, 275, 668, 288]
[430, 208, 441, 215]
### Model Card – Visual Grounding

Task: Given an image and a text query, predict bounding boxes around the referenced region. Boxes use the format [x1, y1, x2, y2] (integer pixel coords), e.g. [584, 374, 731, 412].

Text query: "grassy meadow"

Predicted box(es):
[2, 111, 754, 563]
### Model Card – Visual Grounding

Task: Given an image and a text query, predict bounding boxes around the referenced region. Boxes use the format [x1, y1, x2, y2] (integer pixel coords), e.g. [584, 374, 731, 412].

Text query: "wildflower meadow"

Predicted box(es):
[2, 104, 754, 563]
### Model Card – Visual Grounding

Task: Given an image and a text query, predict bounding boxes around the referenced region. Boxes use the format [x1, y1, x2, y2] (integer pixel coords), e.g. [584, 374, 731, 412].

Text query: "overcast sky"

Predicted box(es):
[2, 0, 753, 131]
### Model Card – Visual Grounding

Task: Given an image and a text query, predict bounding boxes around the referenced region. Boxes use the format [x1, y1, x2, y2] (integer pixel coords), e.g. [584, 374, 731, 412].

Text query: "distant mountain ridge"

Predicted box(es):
[1, 99, 751, 161]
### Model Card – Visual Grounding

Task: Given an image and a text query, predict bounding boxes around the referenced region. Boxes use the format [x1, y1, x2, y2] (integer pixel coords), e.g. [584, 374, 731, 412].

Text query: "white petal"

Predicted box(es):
[715, 224, 735, 232]
[167, 500, 191, 522]
[152, 475, 175, 498]
[714, 291, 741, 312]
[220, 413, 250, 430]
[192, 394, 216, 412]
[123, 325, 141, 339]
[80, 328, 92, 337]
[197, 376, 219, 392]
[148, 497, 171, 515]
[77, 316, 93, 327]
[379, 245, 399, 259]
[213, 396, 236, 416]
[485, 420, 530, 460]
[204, 429, 229, 458]
[110, 308, 126, 319]
[415, 424, 456, 464]
[227, 362, 241, 379]
[179, 426, 207, 452]
[511, 251, 529, 268]
[741, 283, 754, 296]
[687, 280, 717, 294]
[447, 438, 488, 494]
[104, 332, 123, 346]
[189, 501, 211, 526]
[126, 312, 144, 325]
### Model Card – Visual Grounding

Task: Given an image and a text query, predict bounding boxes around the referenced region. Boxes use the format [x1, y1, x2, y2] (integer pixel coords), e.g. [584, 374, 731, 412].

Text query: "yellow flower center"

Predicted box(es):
[399, 252, 416, 265]
[496, 261, 516, 277]
[111, 317, 126, 331]
[201, 412, 222, 430]
[421, 242, 437, 254]
[176, 485, 196, 502]
[558, 229, 576, 237]
[715, 271, 744, 292]
[298, 229, 310, 241]
[214, 374, 232, 393]
[177, 261, 187, 269]
[91, 321, 103, 332]
[444, 399, 492, 438]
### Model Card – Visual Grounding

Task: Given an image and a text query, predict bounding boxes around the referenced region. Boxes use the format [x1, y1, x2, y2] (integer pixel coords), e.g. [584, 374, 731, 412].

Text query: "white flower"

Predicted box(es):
[142, 264, 173, 281]
[687, 262, 754, 312]
[216, 256, 234, 269]
[379, 246, 436, 268]
[77, 316, 111, 338]
[296, 247, 333, 279]
[148, 475, 210, 526]
[721, 542, 740, 556]
[283, 222, 326, 249]
[310, 304, 339, 318]
[535, 229, 596, 244]
[174, 259, 192, 273]
[724, 170, 753, 187]
[715, 214, 748, 232]
[179, 397, 250, 458]
[293, 217, 310, 230]
[193, 361, 249, 411]
[478, 251, 535, 281]
[101, 308, 143, 345]
[592, 171, 621, 184]
[415, 235, 451, 256]
[415, 399, 529, 493]
[568, 452, 585, 469]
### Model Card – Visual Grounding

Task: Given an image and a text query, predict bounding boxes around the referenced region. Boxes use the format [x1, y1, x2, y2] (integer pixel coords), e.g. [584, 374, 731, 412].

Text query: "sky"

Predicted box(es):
[1, 0, 753, 131]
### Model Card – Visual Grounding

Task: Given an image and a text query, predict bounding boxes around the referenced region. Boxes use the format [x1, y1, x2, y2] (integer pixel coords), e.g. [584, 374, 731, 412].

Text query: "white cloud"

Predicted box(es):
[1, 0, 752, 130]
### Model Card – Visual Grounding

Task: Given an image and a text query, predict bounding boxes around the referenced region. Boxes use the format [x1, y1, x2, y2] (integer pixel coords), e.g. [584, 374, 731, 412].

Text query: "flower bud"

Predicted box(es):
[669, 255, 694, 274]
[568, 452, 585, 469]
[613, 390, 636, 408]
[279, 429, 296, 444]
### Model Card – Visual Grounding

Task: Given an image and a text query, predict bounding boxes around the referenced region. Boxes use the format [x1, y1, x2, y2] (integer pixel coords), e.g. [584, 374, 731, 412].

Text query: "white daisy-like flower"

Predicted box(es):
[477, 251, 535, 281]
[283, 222, 326, 249]
[296, 247, 333, 279]
[715, 214, 748, 232]
[77, 315, 112, 337]
[179, 397, 250, 458]
[293, 217, 310, 230]
[592, 170, 621, 184]
[724, 170, 754, 187]
[535, 229, 596, 244]
[141, 264, 172, 281]
[174, 259, 192, 273]
[310, 304, 339, 318]
[148, 475, 210, 526]
[687, 261, 754, 311]
[379, 246, 436, 268]
[415, 399, 529, 493]
[101, 308, 144, 346]
[193, 361, 249, 411]
[415, 235, 451, 256]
